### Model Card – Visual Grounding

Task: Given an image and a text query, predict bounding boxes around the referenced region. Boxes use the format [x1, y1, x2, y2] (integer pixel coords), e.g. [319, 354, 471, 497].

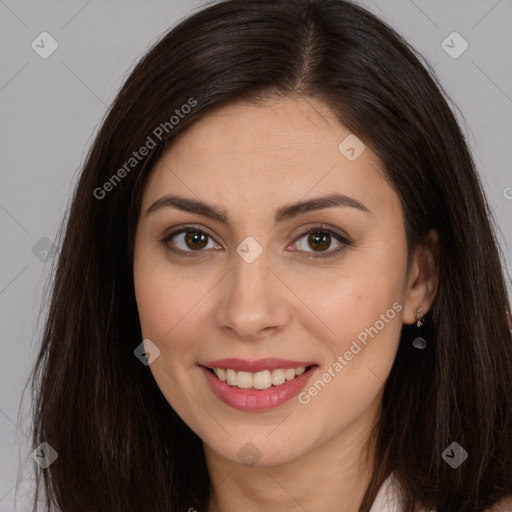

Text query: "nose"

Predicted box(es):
[215, 248, 291, 342]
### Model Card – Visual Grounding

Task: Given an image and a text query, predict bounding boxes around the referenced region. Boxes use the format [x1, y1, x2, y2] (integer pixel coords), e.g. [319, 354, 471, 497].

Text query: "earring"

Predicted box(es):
[412, 306, 427, 350]
[415, 306, 424, 327]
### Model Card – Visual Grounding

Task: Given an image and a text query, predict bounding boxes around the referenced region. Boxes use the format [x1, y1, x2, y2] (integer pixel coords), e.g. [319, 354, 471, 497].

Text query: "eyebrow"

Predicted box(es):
[145, 192, 371, 225]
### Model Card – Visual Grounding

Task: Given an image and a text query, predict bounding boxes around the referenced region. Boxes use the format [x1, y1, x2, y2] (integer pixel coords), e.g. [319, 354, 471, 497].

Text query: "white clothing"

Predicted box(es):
[369, 473, 435, 512]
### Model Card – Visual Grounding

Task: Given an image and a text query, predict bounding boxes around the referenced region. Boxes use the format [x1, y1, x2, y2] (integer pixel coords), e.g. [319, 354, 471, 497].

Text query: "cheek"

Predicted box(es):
[292, 275, 404, 437]
[324, 278, 403, 343]
[133, 254, 209, 425]
[134, 265, 175, 341]
[302, 255, 404, 337]
[294, 245, 406, 385]
[134, 251, 204, 342]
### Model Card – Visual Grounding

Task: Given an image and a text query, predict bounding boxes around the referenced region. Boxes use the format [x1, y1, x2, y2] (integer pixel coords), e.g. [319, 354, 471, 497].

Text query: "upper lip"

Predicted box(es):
[201, 358, 317, 372]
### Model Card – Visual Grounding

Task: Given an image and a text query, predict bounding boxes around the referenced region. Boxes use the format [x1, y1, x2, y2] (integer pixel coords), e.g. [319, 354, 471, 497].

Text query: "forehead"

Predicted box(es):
[141, 96, 398, 220]
[168, 96, 360, 166]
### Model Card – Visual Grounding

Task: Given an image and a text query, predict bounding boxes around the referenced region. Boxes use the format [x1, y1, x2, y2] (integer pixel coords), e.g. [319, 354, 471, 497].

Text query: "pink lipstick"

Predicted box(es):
[199, 358, 318, 411]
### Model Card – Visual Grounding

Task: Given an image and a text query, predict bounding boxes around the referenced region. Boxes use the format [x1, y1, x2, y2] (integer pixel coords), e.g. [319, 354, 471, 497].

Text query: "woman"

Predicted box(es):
[26, 0, 512, 510]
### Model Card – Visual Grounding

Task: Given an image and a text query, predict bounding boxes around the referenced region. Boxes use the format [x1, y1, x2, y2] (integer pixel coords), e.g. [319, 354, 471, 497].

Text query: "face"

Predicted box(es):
[133, 96, 430, 468]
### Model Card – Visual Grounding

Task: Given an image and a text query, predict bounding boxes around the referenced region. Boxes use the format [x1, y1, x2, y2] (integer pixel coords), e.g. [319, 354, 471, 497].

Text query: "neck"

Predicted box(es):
[204, 407, 379, 512]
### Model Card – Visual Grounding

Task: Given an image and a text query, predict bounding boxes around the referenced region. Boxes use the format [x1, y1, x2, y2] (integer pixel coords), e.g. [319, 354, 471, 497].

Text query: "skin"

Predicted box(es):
[133, 96, 439, 512]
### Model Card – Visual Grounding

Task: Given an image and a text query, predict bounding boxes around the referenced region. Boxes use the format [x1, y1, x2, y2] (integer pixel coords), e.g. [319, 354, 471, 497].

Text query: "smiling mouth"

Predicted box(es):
[205, 365, 317, 390]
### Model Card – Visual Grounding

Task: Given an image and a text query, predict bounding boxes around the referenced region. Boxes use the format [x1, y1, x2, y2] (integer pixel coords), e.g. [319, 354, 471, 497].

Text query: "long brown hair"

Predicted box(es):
[22, 0, 512, 510]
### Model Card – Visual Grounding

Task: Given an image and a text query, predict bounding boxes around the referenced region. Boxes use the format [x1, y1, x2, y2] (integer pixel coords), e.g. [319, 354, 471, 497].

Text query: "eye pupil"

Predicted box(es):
[185, 231, 208, 250]
[309, 232, 331, 251]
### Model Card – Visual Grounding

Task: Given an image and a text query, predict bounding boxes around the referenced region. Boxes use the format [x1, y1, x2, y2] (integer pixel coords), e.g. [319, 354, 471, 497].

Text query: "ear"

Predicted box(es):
[402, 229, 439, 325]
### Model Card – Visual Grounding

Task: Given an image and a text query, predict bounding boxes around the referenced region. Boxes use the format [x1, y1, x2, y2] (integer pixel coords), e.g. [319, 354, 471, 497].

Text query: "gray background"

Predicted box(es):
[0, 0, 511, 509]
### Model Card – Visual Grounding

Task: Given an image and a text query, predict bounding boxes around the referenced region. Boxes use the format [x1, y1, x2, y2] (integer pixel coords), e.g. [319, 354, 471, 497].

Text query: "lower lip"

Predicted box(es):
[200, 365, 318, 411]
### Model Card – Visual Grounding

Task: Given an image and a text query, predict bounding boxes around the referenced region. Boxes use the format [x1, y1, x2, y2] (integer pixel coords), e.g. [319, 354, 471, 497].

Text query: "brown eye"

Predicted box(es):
[307, 232, 332, 252]
[162, 228, 219, 257]
[292, 227, 352, 259]
[183, 231, 209, 250]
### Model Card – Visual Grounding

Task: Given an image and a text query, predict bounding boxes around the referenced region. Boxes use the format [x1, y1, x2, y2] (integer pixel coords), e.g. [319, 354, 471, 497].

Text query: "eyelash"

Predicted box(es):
[160, 224, 352, 259]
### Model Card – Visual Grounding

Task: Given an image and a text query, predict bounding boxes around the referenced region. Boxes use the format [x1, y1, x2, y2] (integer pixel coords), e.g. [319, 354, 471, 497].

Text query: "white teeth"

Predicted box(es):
[237, 371, 253, 389]
[253, 370, 272, 389]
[226, 369, 237, 385]
[271, 369, 285, 386]
[284, 368, 296, 381]
[213, 366, 308, 389]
